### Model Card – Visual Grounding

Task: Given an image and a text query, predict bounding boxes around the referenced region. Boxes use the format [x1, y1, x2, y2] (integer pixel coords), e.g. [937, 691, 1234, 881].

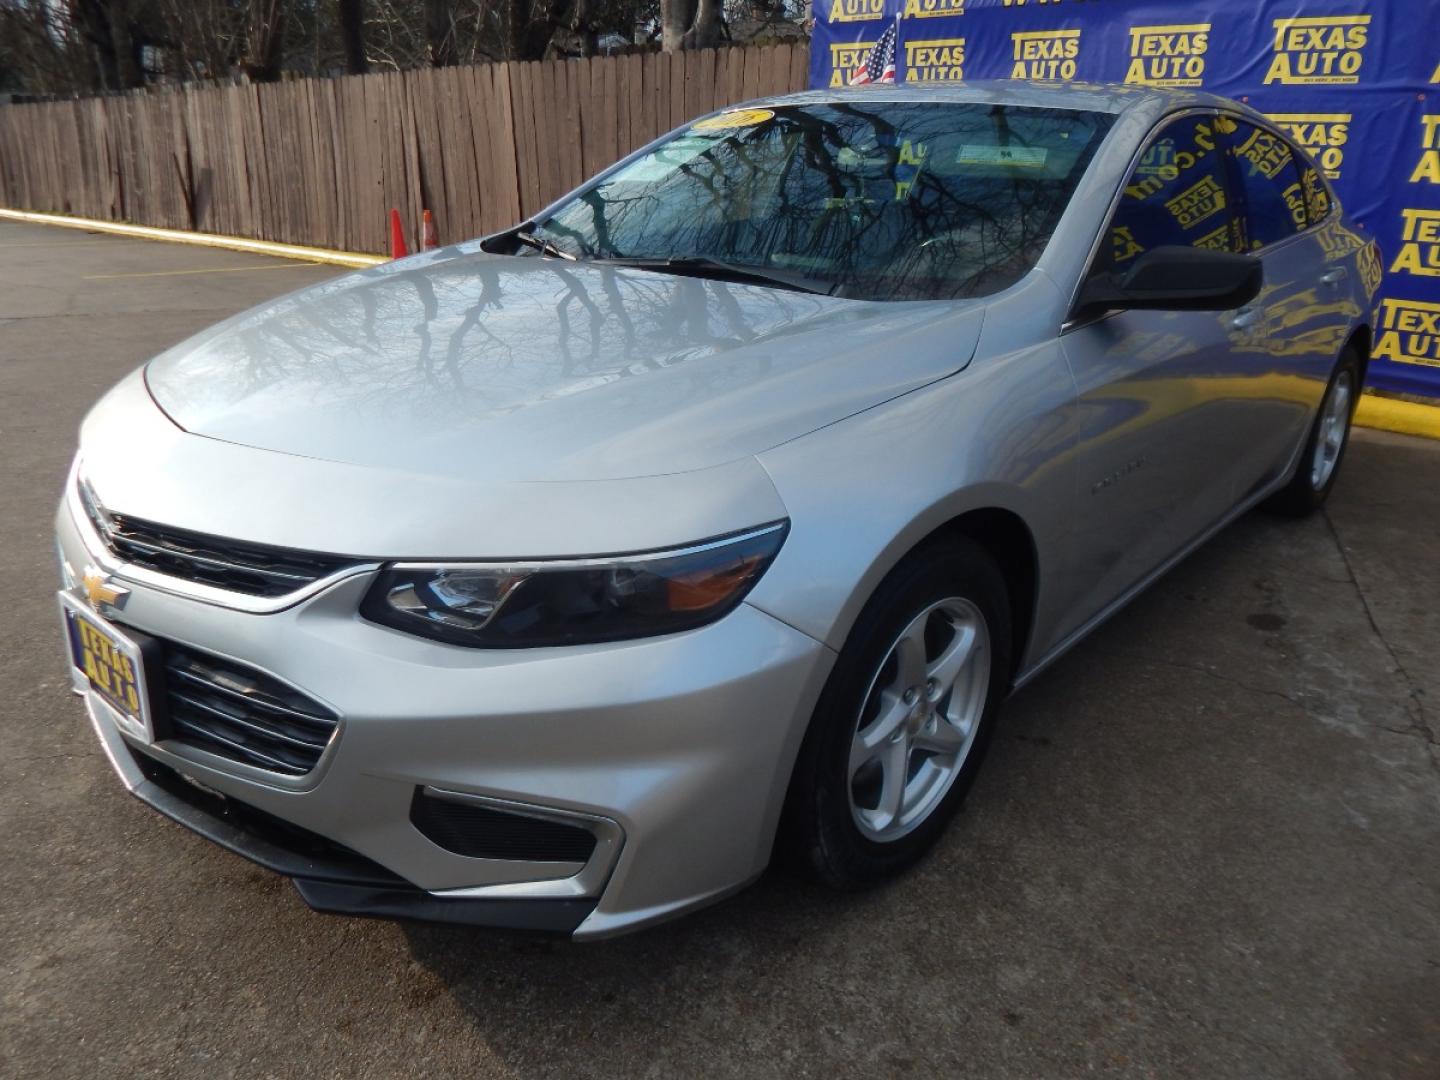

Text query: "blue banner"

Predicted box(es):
[810, 0, 1440, 399]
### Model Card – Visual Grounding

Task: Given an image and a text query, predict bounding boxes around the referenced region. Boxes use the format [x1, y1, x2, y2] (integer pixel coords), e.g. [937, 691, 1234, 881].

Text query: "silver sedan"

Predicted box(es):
[56, 82, 1379, 938]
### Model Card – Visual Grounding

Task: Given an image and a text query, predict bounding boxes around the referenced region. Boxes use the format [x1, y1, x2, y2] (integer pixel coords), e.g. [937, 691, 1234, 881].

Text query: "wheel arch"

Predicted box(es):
[1346, 323, 1372, 386]
[801, 500, 1043, 686]
[770, 501, 1044, 870]
[921, 507, 1040, 686]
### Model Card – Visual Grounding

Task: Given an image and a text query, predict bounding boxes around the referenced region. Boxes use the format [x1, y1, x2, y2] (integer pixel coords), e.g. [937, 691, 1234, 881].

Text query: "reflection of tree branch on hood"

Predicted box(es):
[598, 269, 638, 360]
[444, 264, 514, 383]
[407, 265, 444, 391]
[359, 281, 380, 348]
[294, 284, 371, 357]
[551, 267, 606, 376]
[258, 318, 315, 378]
[234, 325, 288, 397]
[658, 277, 732, 350]
[711, 282, 756, 345]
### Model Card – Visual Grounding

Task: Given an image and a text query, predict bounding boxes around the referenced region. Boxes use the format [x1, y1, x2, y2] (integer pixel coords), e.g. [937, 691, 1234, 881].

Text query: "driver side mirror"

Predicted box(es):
[1075, 245, 1263, 318]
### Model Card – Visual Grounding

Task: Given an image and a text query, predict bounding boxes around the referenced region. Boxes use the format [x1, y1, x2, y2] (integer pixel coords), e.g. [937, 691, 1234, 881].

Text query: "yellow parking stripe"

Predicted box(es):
[0, 240, 148, 248]
[1354, 393, 1440, 440]
[84, 262, 322, 280]
[0, 208, 386, 268]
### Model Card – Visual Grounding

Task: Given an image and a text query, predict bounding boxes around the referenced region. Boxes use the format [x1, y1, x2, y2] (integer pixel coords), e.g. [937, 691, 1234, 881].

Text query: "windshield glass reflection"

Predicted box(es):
[535, 102, 1113, 302]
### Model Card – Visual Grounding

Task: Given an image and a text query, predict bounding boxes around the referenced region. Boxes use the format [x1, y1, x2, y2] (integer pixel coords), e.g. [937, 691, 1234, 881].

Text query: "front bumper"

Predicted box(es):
[57, 491, 834, 939]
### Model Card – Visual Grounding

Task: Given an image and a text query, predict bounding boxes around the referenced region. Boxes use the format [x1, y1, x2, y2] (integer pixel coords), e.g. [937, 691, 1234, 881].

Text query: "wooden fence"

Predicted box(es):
[0, 43, 809, 255]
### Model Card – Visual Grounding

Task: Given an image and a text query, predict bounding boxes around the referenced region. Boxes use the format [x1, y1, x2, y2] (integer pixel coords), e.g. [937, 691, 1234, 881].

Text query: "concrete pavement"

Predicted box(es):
[1, 219, 1436, 1079]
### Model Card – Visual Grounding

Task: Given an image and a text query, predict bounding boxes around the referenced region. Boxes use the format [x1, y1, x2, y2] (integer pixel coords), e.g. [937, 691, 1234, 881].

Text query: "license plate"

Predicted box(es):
[60, 593, 154, 742]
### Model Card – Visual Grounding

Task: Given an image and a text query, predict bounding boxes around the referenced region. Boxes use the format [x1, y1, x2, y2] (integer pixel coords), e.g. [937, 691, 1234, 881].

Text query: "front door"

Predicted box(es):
[1060, 111, 1251, 626]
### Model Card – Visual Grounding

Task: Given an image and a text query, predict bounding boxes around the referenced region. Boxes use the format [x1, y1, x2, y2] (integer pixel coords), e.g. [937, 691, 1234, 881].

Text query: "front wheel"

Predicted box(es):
[1266, 347, 1362, 517]
[783, 538, 1012, 890]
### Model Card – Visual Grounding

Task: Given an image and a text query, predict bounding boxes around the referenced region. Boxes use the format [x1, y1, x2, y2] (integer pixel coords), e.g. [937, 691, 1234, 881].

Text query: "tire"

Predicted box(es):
[783, 537, 1012, 890]
[1265, 346, 1362, 517]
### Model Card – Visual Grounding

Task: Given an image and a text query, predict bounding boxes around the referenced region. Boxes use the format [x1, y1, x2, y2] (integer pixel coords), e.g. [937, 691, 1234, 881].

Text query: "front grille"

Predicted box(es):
[411, 789, 598, 863]
[161, 641, 339, 776]
[79, 479, 360, 598]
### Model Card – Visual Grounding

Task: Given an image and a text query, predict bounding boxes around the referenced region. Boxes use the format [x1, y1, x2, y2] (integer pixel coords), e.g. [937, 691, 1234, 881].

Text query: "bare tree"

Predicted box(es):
[0, 0, 799, 96]
[243, 0, 287, 81]
[423, 0, 454, 65]
[686, 0, 721, 47]
[660, 0, 692, 52]
[660, 0, 720, 52]
[105, 0, 145, 87]
[70, 0, 125, 90]
[336, 0, 367, 73]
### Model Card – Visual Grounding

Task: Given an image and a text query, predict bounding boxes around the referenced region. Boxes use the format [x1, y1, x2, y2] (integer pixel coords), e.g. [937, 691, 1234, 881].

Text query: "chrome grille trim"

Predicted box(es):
[163, 664, 331, 730]
[166, 683, 330, 752]
[68, 467, 381, 614]
[79, 477, 360, 598]
[100, 533, 317, 586]
[161, 640, 340, 777]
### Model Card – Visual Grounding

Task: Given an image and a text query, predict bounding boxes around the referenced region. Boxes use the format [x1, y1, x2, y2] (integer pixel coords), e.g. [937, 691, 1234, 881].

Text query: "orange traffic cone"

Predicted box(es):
[421, 209, 439, 251]
[389, 208, 408, 259]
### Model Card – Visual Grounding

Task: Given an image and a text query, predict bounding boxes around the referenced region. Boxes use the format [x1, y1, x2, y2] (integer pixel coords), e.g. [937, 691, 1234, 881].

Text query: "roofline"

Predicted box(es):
[741, 80, 1247, 119]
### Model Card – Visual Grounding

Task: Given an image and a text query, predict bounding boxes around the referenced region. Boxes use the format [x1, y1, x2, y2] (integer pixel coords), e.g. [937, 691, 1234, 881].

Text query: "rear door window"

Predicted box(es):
[1300, 162, 1335, 224]
[1226, 120, 1308, 249]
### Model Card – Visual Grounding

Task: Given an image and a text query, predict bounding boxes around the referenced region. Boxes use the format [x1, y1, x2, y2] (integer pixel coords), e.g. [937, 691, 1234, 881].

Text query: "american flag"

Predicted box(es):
[849, 19, 898, 85]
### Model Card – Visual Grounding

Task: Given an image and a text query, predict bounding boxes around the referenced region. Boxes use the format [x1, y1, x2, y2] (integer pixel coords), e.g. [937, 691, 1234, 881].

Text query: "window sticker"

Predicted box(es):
[837, 145, 888, 168]
[691, 108, 776, 132]
[608, 136, 721, 182]
[957, 145, 1049, 168]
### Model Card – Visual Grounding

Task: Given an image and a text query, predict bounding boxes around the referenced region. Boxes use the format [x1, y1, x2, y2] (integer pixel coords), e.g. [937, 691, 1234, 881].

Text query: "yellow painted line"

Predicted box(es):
[0, 239, 151, 248]
[84, 262, 321, 280]
[0, 208, 386, 269]
[1354, 392, 1440, 440]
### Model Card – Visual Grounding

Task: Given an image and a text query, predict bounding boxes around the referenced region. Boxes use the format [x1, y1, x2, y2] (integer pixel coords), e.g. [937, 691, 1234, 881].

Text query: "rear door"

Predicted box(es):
[1220, 117, 1354, 493]
[1060, 111, 1252, 623]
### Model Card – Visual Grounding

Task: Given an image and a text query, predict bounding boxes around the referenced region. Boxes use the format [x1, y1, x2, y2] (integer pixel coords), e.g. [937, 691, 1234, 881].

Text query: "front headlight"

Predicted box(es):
[360, 522, 788, 648]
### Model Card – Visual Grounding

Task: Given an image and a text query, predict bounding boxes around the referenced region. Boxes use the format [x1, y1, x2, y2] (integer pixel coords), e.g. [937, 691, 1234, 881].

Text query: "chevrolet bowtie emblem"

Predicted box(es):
[82, 565, 129, 613]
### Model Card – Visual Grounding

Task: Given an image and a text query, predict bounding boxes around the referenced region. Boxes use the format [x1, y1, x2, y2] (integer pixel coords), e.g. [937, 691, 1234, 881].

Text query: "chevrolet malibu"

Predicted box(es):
[57, 83, 1379, 938]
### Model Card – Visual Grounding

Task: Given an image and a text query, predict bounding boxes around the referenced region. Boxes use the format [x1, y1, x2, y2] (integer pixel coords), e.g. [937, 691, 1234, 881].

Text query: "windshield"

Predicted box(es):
[530, 101, 1113, 301]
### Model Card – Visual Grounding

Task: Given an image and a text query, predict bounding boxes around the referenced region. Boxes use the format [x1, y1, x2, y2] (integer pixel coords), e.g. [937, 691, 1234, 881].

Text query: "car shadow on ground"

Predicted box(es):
[393, 629, 1093, 1064]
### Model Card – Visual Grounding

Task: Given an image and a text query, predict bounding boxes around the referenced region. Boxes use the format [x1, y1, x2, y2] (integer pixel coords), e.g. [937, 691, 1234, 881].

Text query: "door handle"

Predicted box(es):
[1321, 267, 1349, 286]
[1231, 307, 1261, 330]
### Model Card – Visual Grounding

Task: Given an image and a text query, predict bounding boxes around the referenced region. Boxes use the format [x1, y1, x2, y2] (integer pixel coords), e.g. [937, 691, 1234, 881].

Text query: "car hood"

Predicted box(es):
[145, 246, 985, 483]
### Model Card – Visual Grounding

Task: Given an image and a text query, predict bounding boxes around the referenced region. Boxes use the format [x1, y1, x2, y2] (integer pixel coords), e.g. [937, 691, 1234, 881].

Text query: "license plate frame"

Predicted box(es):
[60, 592, 160, 743]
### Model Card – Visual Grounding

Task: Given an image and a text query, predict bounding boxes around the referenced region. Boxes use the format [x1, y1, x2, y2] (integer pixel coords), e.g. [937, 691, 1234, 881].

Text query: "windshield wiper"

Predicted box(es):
[514, 229, 575, 261]
[591, 255, 834, 296]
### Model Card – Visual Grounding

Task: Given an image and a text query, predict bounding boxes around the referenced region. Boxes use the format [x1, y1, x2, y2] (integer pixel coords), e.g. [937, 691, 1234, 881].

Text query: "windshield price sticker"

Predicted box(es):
[691, 108, 776, 132]
[958, 145, 1049, 169]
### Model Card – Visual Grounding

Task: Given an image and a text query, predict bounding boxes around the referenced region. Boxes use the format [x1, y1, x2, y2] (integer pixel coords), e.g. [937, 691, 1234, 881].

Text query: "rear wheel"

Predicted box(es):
[784, 538, 1011, 889]
[1266, 347, 1361, 517]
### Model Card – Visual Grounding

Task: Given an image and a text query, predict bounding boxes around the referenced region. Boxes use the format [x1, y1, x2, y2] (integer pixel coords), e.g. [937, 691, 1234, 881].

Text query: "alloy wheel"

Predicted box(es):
[1311, 370, 1353, 491]
[848, 597, 991, 843]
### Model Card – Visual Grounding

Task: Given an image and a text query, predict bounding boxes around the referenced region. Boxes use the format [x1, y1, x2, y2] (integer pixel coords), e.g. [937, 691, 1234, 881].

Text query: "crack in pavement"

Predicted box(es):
[1322, 508, 1440, 772]
[1095, 643, 1440, 758]
[1092, 648, 1310, 710]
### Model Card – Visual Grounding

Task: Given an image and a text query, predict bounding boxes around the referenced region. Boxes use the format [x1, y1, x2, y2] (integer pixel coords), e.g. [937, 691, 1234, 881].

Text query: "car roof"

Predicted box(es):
[752, 80, 1240, 120]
